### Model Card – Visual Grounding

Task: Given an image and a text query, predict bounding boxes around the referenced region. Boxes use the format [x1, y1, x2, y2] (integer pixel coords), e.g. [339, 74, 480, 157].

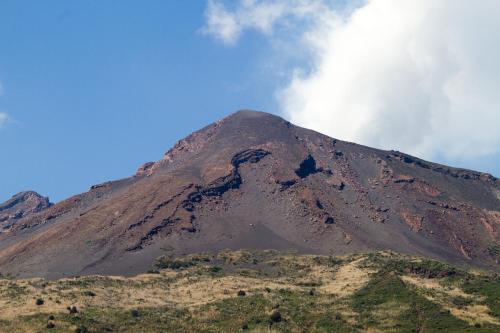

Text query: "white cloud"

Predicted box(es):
[0, 83, 8, 128]
[202, 0, 241, 45]
[201, 0, 329, 45]
[0, 113, 8, 128]
[203, 0, 500, 161]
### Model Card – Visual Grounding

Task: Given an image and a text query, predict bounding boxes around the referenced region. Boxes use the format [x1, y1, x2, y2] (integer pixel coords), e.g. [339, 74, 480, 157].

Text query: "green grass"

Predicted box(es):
[351, 271, 497, 332]
[487, 244, 500, 260]
[462, 275, 500, 318]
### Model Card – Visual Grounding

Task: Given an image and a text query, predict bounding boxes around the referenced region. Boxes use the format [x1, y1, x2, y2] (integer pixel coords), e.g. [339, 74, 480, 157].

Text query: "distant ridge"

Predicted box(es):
[0, 191, 51, 232]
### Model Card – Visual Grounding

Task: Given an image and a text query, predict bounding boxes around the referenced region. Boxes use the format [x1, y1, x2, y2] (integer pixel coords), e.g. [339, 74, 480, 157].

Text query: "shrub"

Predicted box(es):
[487, 245, 500, 259]
[67, 305, 78, 314]
[452, 296, 472, 308]
[147, 269, 160, 274]
[237, 290, 246, 297]
[131, 309, 140, 317]
[153, 255, 197, 270]
[384, 259, 462, 278]
[209, 266, 222, 273]
[75, 326, 88, 333]
[270, 310, 282, 323]
[82, 290, 96, 297]
[35, 298, 44, 306]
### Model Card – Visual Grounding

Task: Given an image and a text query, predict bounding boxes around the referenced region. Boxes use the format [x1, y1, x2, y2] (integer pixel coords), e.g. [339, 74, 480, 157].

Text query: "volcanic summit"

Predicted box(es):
[0, 110, 498, 278]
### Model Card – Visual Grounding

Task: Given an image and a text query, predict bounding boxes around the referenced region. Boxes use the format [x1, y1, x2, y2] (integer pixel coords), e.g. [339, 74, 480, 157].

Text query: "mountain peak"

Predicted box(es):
[219, 109, 290, 130]
[0, 111, 499, 278]
[0, 191, 52, 232]
[227, 109, 268, 117]
[225, 109, 282, 120]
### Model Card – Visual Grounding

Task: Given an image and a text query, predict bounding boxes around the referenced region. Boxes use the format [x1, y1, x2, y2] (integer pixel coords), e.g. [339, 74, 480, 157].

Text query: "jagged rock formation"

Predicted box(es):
[0, 110, 498, 278]
[0, 191, 51, 232]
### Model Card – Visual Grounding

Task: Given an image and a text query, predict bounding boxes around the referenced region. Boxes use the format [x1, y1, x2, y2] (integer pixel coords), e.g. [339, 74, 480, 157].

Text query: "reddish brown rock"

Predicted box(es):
[401, 209, 424, 232]
[135, 162, 156, 177]
[0, 110, 498, 279]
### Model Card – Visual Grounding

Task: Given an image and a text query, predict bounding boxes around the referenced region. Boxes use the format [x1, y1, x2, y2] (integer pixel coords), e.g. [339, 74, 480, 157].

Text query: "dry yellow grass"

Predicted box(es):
[401, 275, 500, 326]
[401, 275, 470, 298]
[318, 258, 373, 297]
[1, 252, 498, 333]
[0, 256, 367, 321]
[449, 305, 500, 326]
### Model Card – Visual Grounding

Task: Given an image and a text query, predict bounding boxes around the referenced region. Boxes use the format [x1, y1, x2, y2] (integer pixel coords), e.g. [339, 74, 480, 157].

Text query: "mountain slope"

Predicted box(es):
[0, 110, 498, 278]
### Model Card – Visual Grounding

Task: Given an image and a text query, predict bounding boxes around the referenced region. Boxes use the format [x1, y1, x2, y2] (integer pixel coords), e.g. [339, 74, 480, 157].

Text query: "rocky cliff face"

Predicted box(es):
[0, 110, 498, 278]
[0, 191, 51, 232]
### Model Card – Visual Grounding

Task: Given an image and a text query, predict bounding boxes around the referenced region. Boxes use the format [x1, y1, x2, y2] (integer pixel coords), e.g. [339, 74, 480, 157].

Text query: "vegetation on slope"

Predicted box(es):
[0, 250, 498, 332]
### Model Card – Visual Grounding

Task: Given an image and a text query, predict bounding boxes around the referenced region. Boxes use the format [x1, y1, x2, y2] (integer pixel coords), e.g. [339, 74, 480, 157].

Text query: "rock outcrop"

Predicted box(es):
[0, 191, 51, 232]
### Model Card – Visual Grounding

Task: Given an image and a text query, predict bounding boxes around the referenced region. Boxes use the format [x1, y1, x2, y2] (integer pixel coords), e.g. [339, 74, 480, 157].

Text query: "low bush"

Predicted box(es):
[270, 310, 282, 323]
[153, 256, 197, 270]
[383, 259, 463, 278]
[82, 290, 96, 297]
[67, 305, 78, 314]
[74, 326, 88, 333]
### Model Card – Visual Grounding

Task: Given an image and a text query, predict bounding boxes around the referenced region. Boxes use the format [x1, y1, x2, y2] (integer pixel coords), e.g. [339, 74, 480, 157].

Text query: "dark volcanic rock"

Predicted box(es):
[295, 155, 319, 178]
[0, 110, 498, 278]
[0, 191, 51, 232]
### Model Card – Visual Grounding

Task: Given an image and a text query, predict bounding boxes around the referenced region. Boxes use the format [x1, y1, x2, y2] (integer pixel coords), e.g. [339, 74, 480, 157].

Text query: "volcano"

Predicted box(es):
[0, 110, 498, 278]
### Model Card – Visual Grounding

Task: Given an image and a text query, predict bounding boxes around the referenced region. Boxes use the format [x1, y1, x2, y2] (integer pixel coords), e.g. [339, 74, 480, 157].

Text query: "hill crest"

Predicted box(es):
[0, 110, 498, 278]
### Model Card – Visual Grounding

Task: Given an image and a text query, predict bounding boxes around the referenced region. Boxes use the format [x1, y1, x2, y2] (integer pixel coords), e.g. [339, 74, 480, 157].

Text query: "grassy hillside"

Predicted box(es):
[0, 250, 498, 332]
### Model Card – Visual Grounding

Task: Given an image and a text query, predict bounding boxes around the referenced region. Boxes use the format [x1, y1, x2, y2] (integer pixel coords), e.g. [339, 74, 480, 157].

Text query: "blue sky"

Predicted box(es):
[0, 1, 287, 202]
[1, 1, 499, 203]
